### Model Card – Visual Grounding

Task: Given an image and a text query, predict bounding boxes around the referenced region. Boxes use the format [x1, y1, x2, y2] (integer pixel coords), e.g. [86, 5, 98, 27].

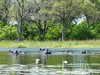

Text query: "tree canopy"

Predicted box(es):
[0, 0, 100, 41]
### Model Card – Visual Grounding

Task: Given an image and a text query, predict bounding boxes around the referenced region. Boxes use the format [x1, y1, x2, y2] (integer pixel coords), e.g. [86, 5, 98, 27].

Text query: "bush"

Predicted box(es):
[91, 22, 100, 39]
[0, 24, 18, 40]
[68, 22, 96, 40]
[46, 23, 62, 40]
[0, 20, 4, 28]
[22, 24, 39, 40]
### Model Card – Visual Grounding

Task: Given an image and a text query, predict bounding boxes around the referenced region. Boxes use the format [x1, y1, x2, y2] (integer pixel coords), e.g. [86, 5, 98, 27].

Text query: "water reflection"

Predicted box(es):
[0, 48, 100, 75]
[39, 48, 52, 65]
[73, 55, 88, 70]
[9, 50, 27, 64]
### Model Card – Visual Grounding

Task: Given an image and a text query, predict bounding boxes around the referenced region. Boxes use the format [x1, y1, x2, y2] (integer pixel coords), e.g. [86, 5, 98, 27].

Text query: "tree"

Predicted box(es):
[51, 0, 83, 41]
[13, 0, 32, 41]
[0, 0, 12, 25]
[81, 0, 99, 25]
[90, 0, 100, 23]
[30, 0, 54, 41]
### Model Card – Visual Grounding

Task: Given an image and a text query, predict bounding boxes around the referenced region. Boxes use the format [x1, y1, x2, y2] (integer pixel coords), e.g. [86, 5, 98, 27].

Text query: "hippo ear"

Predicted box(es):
[40, 48, 42, 50]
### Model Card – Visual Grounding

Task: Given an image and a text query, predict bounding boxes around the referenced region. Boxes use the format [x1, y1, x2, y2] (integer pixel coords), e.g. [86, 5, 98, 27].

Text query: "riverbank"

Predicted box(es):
[0, 40, 100, 48]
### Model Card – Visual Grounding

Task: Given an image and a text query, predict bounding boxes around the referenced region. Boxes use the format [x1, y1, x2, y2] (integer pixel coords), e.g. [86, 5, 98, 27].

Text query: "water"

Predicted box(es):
[0, 64, 100, 75]
[0, 48, 100, 75]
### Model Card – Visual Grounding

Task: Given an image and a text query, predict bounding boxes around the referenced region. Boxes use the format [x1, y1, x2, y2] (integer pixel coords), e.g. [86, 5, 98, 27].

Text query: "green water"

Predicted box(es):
[0, 51, 100, 70]
[0, 51, 38, 64]
[0, 51, 100, 75]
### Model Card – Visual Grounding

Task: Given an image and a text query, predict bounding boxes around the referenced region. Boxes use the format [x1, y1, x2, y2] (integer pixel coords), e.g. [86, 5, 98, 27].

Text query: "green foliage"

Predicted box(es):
[0, 25, 18, 40]
[68, 22, 96, 40]
[22, 24, 39, 40]
[91, 22, 100, 39]
[46, 23, 62, 40]
[0, 20, 100, 41]
[0, 0, 100, 41]
[0, 20, 4, 28]
[92, 22, 100, 33]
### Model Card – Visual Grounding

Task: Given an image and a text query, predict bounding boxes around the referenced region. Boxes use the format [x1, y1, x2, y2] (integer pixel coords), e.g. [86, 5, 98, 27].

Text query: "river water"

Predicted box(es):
[0, 48, 100, 75]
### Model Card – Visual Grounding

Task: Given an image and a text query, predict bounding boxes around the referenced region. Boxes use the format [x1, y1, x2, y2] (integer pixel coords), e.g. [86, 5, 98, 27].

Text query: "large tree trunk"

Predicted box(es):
[39, 29, 46, 41]
[18, 22, 22, 41]
[62, 24, 67, 41]
[38, 20, 47, 41]
[3, 12, 9, 25]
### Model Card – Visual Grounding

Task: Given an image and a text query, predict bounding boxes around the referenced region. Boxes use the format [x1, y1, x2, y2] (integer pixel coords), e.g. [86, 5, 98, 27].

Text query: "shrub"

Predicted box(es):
[46, 23, 62, 40]
[0, 24, 18, 40]
[68, 22, 96, 40]
[91, 22, 100, 39]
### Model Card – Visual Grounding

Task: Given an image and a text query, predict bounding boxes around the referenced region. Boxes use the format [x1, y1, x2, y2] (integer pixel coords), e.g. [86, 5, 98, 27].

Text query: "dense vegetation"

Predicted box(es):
[0, 20, 100, 41]
[0, 0, 100, 41]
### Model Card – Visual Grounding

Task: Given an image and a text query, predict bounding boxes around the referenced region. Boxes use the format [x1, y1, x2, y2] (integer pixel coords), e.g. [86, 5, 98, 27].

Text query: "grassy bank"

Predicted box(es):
[0, 40, 100, 48]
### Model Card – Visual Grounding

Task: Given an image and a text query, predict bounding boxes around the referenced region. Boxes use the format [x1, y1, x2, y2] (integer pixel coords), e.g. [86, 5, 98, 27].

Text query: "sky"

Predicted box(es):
[9, 15, 86, 25]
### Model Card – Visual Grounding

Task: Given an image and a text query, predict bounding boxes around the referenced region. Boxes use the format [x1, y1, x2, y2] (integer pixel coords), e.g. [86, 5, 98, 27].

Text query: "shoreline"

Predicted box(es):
[0, 40, 100, 48]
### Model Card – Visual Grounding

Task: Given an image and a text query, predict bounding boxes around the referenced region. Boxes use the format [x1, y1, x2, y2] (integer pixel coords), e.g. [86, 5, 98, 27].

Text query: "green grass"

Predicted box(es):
[0, 40, 100, 48]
